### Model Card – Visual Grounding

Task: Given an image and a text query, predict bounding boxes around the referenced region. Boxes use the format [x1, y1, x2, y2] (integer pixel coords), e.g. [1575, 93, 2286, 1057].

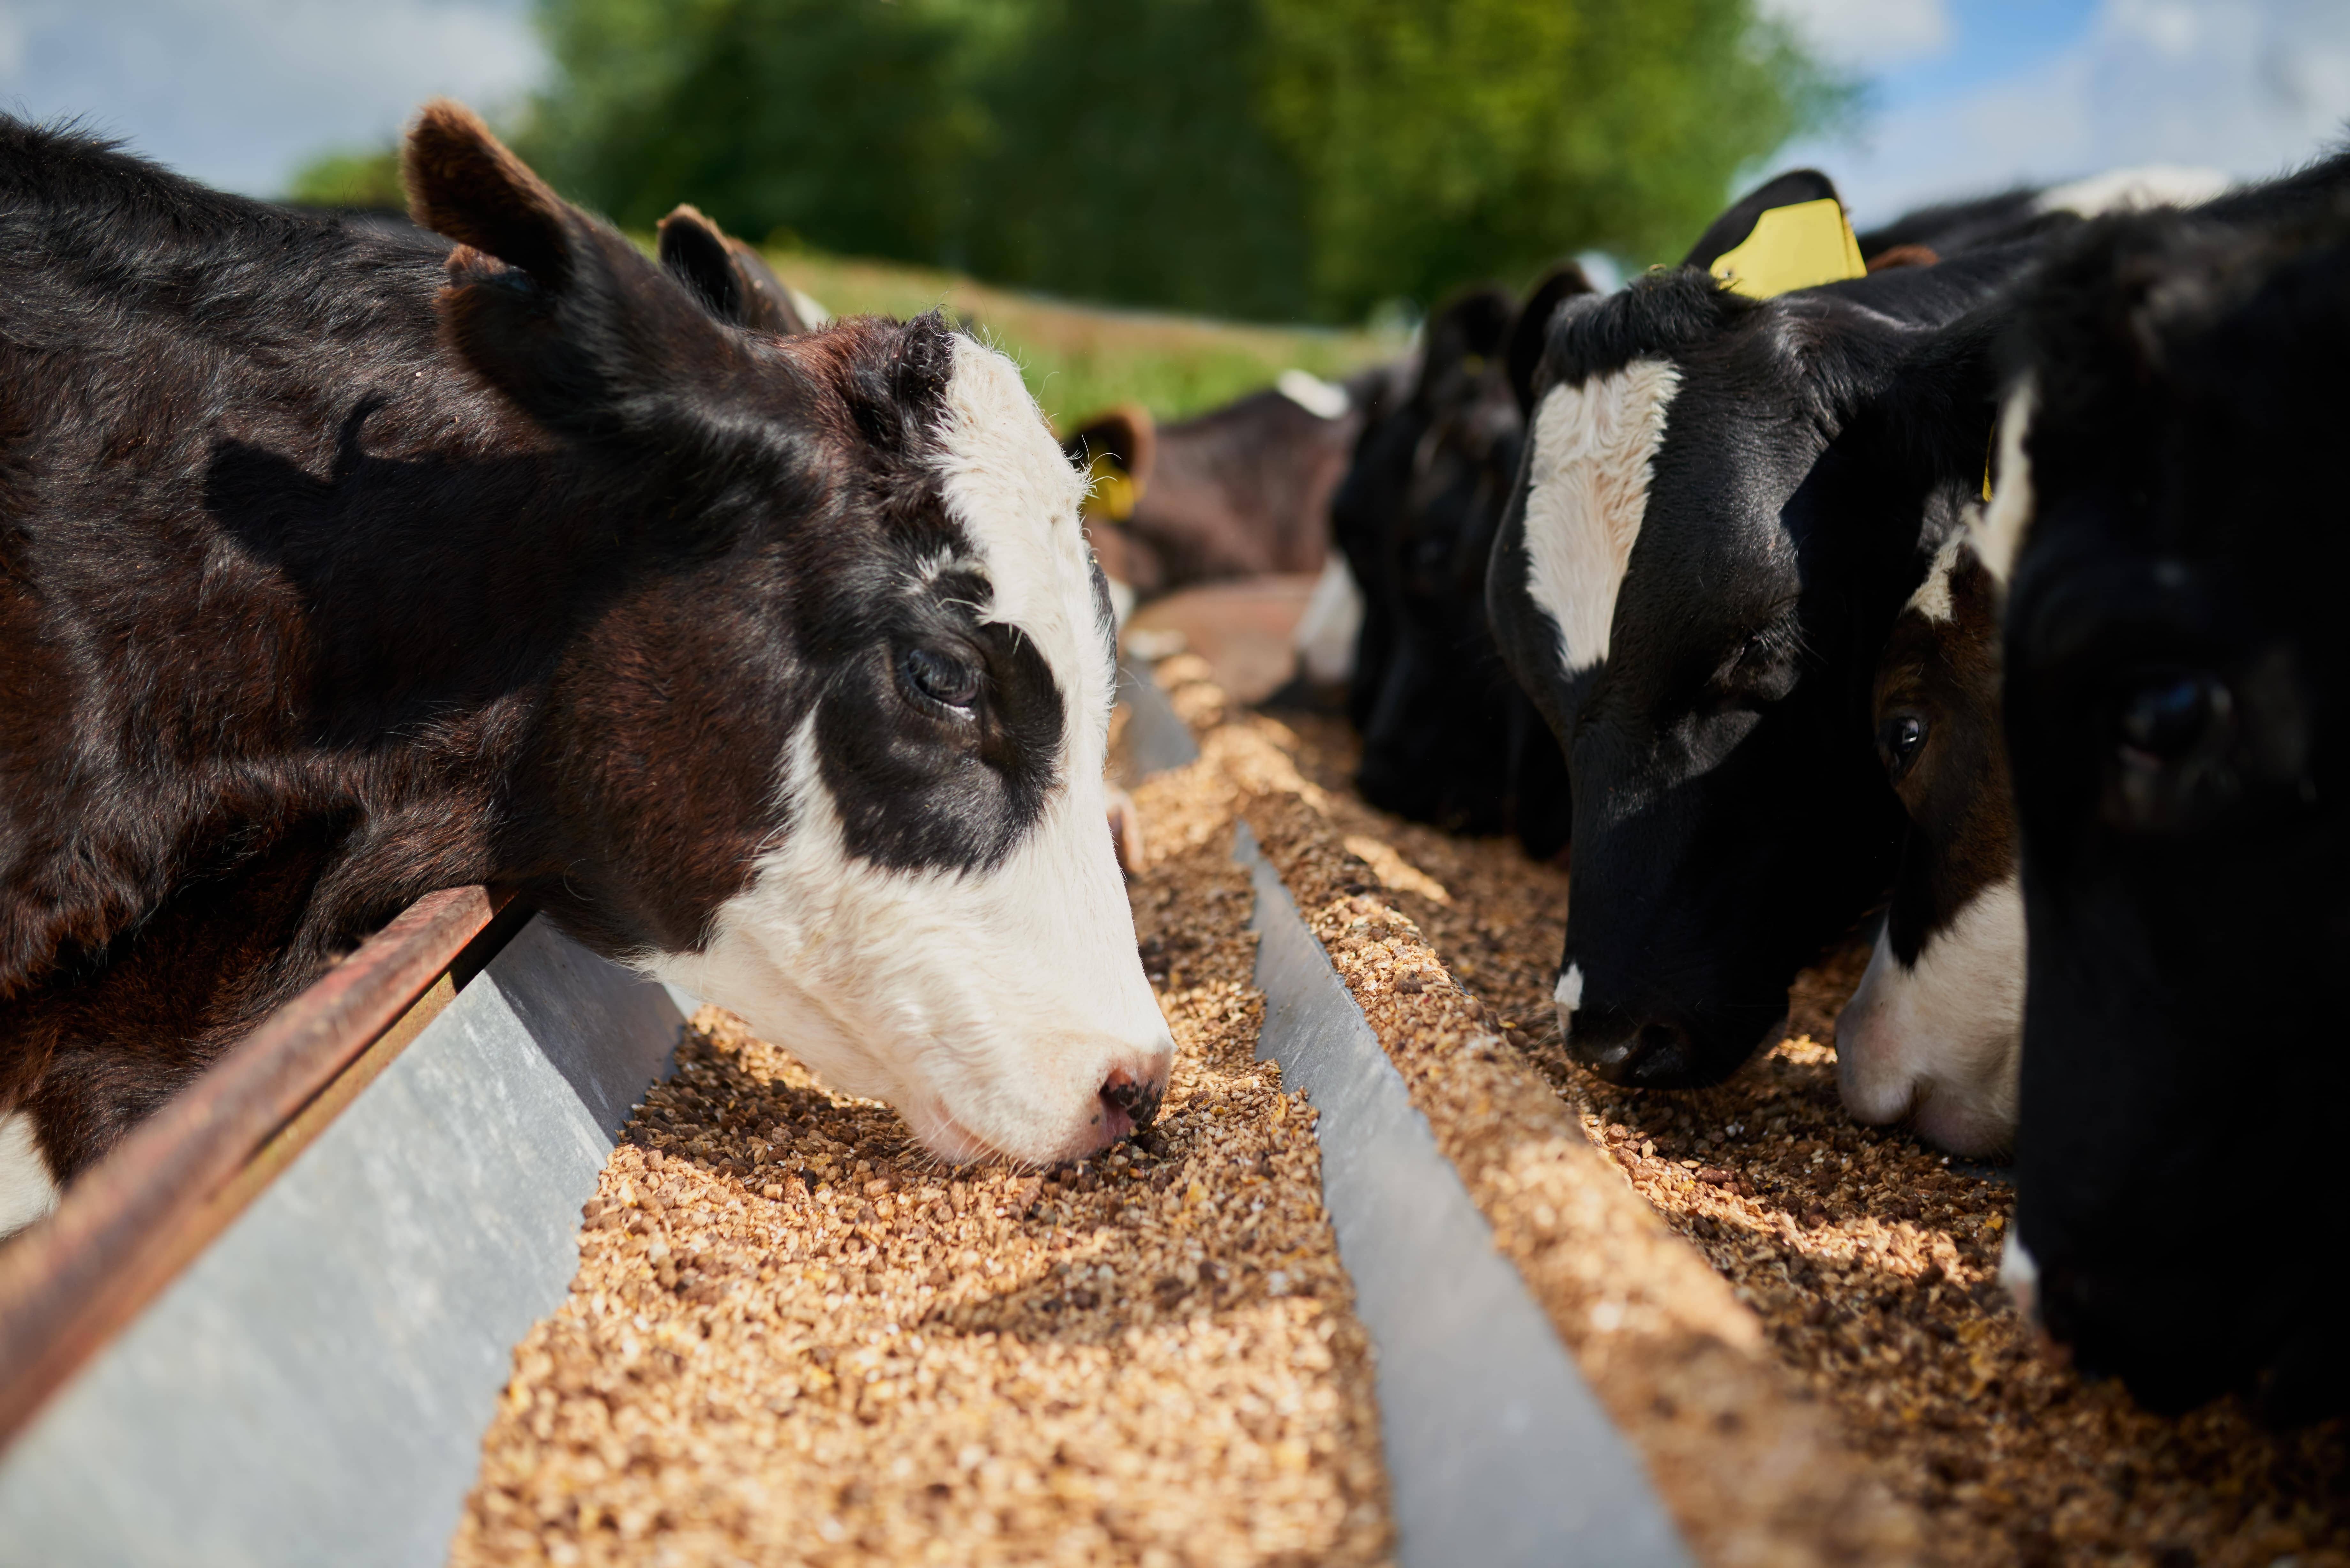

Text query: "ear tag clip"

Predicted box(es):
[1086, 456, 1139, 523]
[1709, 198, 1866, 299]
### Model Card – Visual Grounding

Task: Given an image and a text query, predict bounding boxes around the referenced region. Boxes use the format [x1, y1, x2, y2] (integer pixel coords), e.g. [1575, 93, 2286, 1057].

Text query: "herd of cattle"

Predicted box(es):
[0, 100, 2341, 1426]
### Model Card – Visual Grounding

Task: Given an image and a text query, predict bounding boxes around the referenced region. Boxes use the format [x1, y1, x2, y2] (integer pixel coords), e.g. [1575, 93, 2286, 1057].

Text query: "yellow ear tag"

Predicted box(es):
[1709, 197, 1867, 299]
[1086, 456, 1138, 523]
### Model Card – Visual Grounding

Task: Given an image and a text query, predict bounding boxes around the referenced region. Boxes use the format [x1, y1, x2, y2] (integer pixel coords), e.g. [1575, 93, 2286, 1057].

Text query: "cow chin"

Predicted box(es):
[1833, 878, 2024, 1158]
[648, 780, 1174, 1168]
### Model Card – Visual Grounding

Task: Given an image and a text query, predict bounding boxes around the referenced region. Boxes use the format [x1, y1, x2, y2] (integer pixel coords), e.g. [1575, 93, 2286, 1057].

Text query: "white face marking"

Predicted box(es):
[1973, 378, 2038, 587]
[649, 337, 1170, 1165]
[1520, 361, 1681, 680]
[1292, 554, 1364, 685]
[1906, 532, 1970, 624]
[2032, 164, 2228, 219]
[1552, 962, 1584, 1039]
[0, 1109, 60, 1239]
[1834, 875, 2026, 1157]
[1275, 368, 1351, 421]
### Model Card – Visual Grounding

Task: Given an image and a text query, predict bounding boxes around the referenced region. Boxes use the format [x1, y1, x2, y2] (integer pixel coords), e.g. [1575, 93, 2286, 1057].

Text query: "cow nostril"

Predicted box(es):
[1570, 1010, 1700, 1088]
[1100, 1066, 1165, 1134]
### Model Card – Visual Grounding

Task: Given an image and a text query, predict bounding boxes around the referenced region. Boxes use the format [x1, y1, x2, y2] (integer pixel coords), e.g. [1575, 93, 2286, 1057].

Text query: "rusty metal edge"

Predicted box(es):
[0, 885, 515, 1450]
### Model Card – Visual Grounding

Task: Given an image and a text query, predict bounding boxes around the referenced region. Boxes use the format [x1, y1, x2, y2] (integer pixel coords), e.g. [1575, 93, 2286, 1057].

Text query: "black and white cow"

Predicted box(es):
[1834, 534, 2021, 1155]
[1986, 184, 2350, 1418]
[0, 105, 1171, 1233]
[1488, 171, 2057, 1089]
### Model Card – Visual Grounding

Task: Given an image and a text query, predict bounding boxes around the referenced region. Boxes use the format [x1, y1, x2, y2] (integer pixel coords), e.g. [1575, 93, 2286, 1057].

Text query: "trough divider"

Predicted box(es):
[0, 884, 517, 1450]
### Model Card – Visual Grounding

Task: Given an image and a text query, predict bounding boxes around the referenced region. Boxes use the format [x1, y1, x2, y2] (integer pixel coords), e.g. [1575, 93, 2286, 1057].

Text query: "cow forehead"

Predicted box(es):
[930, 337, 1109, 715]
[1520, 359, 1681, 681]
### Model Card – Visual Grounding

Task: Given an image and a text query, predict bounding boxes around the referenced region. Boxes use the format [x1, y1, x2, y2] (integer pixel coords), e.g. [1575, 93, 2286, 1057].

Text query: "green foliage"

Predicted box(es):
[294, 0, 1847, 321]
[1256, 0, 1850, 317]
[285, 147, 406, 209]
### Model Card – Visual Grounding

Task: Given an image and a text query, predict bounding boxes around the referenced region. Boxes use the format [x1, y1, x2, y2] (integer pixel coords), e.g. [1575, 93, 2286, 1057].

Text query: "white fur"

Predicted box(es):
[1519, 361, 1680, 678]
[0, 1109, 60, 1238]
[648, 337, 1171, 1165]
[1293, 554, 1364, 685]
[1275, 368, 1351, 421]
[1835, 875, 2026, 1157]
[1906, 532, 1968, 624]
[1998, 1231, 2040, 1323]
[786, 286, 832, 328]
[1552, 962, 1584, 1039]
[2034, 164, 2229, 219]
[1973, 378, 2038, 586]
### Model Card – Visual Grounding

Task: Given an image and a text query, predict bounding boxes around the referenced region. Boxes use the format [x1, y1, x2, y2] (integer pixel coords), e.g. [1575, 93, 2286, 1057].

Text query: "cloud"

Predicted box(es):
[0, 0, 544, 195]
[1780, 0, 2350, 223]
[1760, 0, 1954, 70]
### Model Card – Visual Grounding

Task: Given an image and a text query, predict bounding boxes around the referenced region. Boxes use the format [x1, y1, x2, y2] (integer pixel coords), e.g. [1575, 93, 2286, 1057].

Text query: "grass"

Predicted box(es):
[757, 248, 1406, 429]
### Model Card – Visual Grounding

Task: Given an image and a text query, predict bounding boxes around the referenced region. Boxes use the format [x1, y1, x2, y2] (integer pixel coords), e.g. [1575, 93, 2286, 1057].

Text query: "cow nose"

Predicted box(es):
[1569, 1006, 1701, 1088]
[1099, 1063, 1167, 1139]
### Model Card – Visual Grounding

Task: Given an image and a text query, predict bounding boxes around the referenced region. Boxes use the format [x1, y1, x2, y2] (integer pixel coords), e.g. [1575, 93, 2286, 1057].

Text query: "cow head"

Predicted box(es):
[404, 102, 1171, 1165]
[1836, 533, 2022, 1155]
[1489, 170, 2029, 1088]
[1992, 205, 2350, 1417]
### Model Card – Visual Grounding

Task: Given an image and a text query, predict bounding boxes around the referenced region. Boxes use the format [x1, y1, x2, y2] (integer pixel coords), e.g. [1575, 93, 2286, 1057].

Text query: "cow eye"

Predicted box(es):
[2119, 671, 2229, 762]
[900, 645, 981, 712]
[1878, 713, 1928, 780]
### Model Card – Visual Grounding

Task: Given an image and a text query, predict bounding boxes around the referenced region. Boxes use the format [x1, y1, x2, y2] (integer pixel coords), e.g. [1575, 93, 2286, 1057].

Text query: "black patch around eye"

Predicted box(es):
[2120, 672, 2229, 761]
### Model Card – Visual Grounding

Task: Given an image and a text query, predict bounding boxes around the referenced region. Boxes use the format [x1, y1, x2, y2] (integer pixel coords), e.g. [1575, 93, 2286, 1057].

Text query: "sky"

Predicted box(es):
[1, 0, 2346, 227]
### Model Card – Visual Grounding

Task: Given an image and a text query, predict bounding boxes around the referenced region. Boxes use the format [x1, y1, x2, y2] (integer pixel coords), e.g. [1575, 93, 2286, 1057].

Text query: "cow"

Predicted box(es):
[1059, 365, 1381, 624]
[1985, 185, 2350, 1419]
[1334, 279, 1581, 856]
[0, 104, 1173, 1236]
[1484, 161, 2282, 1094]
[1487, 170, 2059, 1090]
[1833, 534, 2021, 1156]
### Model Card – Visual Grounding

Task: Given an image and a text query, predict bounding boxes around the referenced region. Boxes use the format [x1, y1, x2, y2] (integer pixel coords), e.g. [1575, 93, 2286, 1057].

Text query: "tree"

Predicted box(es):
[1255, 0, 1847, 317]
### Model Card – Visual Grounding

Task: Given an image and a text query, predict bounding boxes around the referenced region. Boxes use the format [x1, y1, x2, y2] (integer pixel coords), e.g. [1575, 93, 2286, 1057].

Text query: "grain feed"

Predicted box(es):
[448, 754, 1391, 1567]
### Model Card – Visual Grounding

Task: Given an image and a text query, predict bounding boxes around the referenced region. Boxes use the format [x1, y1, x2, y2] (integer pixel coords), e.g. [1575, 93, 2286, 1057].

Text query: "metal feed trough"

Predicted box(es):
[0, 668, 1690, 1567]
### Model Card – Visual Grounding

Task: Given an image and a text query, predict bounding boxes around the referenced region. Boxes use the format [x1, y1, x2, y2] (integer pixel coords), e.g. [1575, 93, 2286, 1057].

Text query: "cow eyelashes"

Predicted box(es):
[899, 645, 983, 714]
[1879, 713, 1928, 781]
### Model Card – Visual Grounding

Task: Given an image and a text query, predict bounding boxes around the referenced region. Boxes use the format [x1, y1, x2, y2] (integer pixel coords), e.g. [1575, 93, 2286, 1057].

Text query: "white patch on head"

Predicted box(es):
[649, 336, 1171, 1165]
[1519, 360, 1680, 679]
[1552, 962, 1585, 1038]
[1906, 532, 1969, 624]
[1973, 378, 2037, 586]
[0, 1109, 60, 1239]
[1293, 554, 1364, 685]
[1834, 875, 2026, 1157]
[2033, 164, 2229, 219]
[1276, 368, 1352, 421]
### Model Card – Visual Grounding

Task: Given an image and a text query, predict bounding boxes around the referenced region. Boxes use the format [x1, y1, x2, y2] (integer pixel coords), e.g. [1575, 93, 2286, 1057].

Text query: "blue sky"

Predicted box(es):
[2, 0, 2346, 230]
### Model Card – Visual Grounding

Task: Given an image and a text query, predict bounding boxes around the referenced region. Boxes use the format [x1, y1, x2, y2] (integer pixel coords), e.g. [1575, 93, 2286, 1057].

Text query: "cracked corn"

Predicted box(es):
[448, 771, 1391, 1566]
[1262, 698, 2350, 1568]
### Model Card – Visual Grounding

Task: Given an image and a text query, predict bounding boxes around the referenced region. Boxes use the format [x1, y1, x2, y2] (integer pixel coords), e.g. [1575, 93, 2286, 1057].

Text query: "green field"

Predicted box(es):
[758, 247, 1406, 430]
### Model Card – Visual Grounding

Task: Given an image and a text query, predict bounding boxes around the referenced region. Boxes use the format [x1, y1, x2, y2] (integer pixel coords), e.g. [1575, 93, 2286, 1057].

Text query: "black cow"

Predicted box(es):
[1990, 187, 2350, 1419]
[0, 105, 1171, 1233]
[1335, 280, 1580, 856]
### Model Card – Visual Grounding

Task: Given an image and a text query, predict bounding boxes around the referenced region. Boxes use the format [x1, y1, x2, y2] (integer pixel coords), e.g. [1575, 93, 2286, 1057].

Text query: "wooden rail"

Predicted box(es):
[0, 886, 518, 1451]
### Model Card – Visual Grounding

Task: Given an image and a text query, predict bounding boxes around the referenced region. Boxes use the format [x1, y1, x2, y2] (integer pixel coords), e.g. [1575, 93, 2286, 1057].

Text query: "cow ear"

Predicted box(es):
[1417, 285, 1517, 407]
[1506, 261, 1596, 413]
[657, 204, 747, 323]
[403, 101, 741, 447]
[1062, 405, 1156, 523]
[657, 204, 817, 336]
[1681, 170, 1844, 272]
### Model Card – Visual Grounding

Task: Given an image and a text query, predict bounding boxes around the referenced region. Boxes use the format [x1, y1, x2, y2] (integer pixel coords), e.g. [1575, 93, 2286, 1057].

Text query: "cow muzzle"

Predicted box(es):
[1567, 1005, 1703, 1088]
